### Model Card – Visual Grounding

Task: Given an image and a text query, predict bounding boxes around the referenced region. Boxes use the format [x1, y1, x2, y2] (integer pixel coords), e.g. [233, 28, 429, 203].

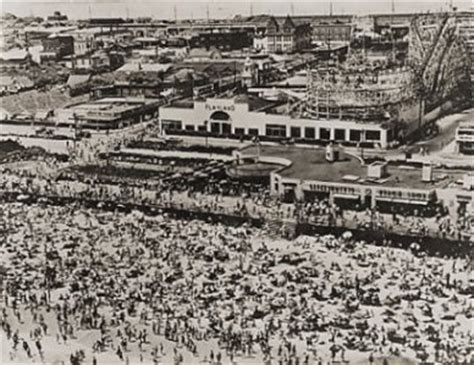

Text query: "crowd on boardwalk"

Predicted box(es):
[0, 166, 471, 241]
[1, 202, 472, 365]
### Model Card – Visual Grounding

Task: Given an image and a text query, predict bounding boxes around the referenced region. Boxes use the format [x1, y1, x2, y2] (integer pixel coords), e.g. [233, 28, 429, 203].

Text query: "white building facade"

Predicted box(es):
[159, 97, 391, 148]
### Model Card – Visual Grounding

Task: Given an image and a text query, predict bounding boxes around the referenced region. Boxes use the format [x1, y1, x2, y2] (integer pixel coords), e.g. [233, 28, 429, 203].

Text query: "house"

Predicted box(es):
[34, 109, 54, 121]
[0, 48, 33, 71]
[40, 34, 74, 62]
[187, 48, 222, 62]
[0, 75, 34, 94]
[116, 62, 173, 75]
[189, 31, 253, 51]
[63, 50, 124, 71]
[253, 35, 268, 53]
[265, 15, 312, 54]
[67, 74, 91, 89]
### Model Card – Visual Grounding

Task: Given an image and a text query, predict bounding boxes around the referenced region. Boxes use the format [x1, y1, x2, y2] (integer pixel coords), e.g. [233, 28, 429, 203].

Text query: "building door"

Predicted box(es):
[210, 122, 231, 135]
[222, 123, 231, 135]
[209, 111, 232, 136]
[211, 122, 220, 134]
[282, 185, 297, 203]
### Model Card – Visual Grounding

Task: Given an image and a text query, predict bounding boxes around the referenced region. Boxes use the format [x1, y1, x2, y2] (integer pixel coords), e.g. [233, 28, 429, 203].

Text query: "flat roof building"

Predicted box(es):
[55, 97, 161, 130]
[237, 144, 467, 217]
[159, 95, 394, 148]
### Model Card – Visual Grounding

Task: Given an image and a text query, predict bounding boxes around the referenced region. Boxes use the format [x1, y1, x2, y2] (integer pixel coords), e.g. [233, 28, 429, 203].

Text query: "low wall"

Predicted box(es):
[0, 191, 263, 228]
[0, 136, 71, 154]
[119, 148, 234, 161]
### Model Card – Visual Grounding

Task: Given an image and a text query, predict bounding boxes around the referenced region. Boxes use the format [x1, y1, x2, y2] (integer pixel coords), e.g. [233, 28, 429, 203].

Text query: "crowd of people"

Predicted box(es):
[0, 166, 471, 243]
[1, 130, 473, 365]
[1, 202, 472, 365]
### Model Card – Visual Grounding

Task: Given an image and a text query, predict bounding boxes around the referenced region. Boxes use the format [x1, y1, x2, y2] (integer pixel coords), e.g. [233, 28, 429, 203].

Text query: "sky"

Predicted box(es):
[1, 0, 471, 20]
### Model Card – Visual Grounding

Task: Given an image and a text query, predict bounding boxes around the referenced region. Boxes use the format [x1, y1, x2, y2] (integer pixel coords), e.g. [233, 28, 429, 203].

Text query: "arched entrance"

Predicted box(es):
[209, 111, 232, 135]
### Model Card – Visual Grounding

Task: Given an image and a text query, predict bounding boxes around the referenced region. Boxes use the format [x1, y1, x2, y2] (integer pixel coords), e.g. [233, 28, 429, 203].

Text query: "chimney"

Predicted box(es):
[422, 163, 433, 182]
[463, 174, 474, 190]
[367, 161, 387, 179]
[325, 142, 340, 162]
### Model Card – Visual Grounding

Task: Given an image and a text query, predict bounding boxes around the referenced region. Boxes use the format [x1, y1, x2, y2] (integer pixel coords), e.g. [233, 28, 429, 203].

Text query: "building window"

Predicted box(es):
[290, 126, 301, 138]
[234, 128, 245, 135]
[266, 124, 286, 137]
[304, 127, 315, 139]
[350, 130, 362, 142]
[185, 125, 195, 131]
[162, 120, 182, 131]
[366, 130, 381, 141]
[248, 128, 259, 136]
[320, 128, 330, 140]
[198, 125, 207, 132]
[334, 129, 346, 141]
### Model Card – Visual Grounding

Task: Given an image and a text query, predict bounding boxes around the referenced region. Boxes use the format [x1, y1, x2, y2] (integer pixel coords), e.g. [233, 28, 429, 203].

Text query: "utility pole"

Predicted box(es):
[291, 3, 295, 16]
[391, 0, 395, 63]
[174, 5, 177, 22]
[73, 113, 78, 150]
[329, 0, 333, 16]
[206, 4, 210, 22]
[234, 60, 237, 88]
[250, 3, 253, 17]
[204, 120, 209, 147]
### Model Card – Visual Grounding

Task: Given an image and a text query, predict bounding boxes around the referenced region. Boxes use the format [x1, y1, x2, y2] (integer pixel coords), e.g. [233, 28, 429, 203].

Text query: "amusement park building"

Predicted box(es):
[160, 13, 470, 148]
[159, 95, 393, 148]
[236, 144, 470, 220]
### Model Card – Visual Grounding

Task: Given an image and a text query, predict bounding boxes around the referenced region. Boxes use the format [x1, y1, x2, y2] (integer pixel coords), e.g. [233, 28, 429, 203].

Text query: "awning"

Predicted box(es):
[456, 194, 472, 202]
[376, 197, 429, 206]
[333, 194, 360, 200]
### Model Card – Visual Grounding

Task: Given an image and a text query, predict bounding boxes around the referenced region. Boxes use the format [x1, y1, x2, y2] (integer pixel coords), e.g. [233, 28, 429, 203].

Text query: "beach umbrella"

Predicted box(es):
[271, 297, 285, 308]
[342, 231, 353, 240]
[16, 194, 29, 201]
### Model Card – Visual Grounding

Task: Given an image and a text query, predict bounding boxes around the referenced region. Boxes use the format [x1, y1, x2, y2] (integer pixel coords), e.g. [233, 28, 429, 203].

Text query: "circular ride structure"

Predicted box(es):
[302, 13, 471, 139]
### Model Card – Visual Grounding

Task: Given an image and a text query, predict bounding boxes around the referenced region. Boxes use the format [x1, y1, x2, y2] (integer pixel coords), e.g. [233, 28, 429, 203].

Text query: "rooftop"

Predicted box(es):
[166, 95, 278, 112]
[234, 94, 278, 112]
[167, 99, 195, 109]
[67, 97, 159, 116]
[67, 74, 91, 88]
[116, 62, 173, 73]
[241, 145, 462, 190]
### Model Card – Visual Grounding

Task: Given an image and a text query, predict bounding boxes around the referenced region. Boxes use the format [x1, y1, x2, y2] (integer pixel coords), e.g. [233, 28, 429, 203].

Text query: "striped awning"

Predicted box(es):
[376, 197, 429, 205]
[333, 193, 360, 200]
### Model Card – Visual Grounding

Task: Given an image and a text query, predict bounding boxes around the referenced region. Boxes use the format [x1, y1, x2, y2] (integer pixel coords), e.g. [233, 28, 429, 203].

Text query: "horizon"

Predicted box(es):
[2, 0, 472, 20]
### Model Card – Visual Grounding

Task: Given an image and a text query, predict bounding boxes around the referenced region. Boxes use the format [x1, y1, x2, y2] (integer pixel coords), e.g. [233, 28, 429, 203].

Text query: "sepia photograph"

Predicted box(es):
[0, 0, 473, 364]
